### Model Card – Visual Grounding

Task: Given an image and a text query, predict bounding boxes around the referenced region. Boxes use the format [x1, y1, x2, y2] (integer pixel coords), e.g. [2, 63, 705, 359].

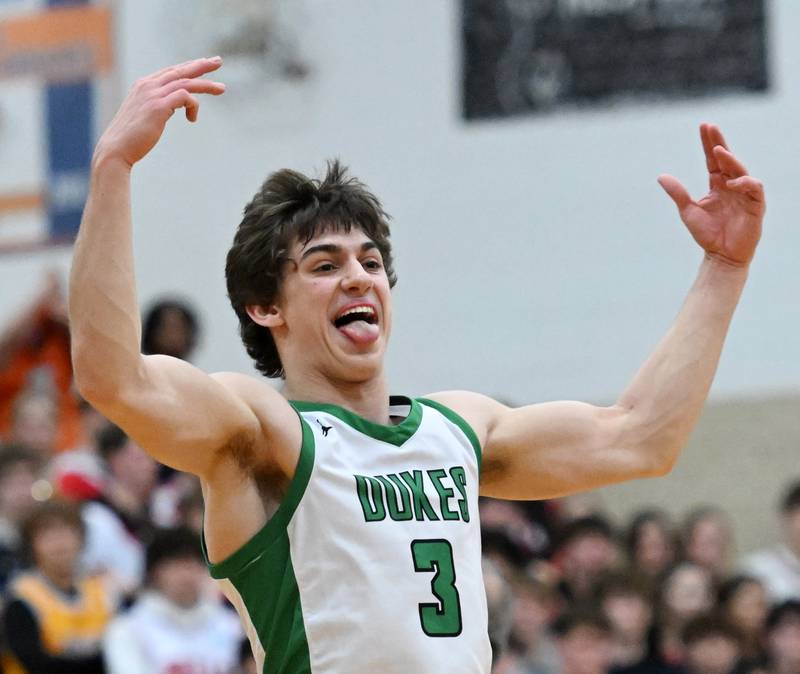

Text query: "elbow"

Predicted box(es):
[73, 368, 116, 407]
[616, 410, 685, 479]
[72, 346, 109, 403]
[637, 441, 682, 478]
[72, 352, 99, 401]
[646, 455, 677, 478]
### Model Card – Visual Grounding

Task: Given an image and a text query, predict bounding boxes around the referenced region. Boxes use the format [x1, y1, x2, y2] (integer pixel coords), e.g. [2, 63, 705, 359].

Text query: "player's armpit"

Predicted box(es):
[429, 391, 668, 501]
[83, 354, 296, 478]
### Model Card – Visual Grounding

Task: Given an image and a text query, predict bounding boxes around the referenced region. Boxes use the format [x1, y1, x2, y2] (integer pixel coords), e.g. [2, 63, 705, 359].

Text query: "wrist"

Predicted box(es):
[703, 252, 750, 273]
[91, 145, 133, 175]
[700, 253, 749, 289]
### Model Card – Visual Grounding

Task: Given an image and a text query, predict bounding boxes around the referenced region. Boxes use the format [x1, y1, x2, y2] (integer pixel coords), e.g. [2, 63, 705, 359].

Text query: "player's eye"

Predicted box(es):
[313, 263, 337, 273]
[363, 259, 382, 270]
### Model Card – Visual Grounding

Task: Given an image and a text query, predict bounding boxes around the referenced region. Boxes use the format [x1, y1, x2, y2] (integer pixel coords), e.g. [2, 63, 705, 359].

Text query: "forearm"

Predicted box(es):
[616, 254, 748, 470]
[69, 152, 143, 399]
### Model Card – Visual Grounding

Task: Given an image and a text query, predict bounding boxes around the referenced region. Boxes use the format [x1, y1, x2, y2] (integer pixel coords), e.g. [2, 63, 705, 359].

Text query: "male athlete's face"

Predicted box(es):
[260, 228, 392, 383]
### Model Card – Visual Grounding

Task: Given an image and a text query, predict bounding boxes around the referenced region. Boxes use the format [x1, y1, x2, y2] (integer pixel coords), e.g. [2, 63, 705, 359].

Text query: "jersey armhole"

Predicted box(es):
[201, 413, 316, 579]
[417, 397, 482, 475]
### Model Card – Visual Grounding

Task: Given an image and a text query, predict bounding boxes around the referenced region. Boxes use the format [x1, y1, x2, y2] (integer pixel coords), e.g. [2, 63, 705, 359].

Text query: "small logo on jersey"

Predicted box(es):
[315, 419, 333, 437]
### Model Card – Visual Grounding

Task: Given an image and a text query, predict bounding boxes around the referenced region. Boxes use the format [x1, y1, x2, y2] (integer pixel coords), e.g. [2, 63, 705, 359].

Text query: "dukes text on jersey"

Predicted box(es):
[354, 466, 470, 523]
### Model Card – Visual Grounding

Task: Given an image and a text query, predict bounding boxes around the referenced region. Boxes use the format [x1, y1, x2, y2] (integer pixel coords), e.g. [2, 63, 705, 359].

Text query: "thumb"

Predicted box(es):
[657, 174, 693, 211]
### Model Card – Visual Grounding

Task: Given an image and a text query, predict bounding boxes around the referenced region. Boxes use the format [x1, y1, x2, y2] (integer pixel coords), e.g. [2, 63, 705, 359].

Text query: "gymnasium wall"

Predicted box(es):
[600, 393, 800, 554]
[1, 0, 797, 550]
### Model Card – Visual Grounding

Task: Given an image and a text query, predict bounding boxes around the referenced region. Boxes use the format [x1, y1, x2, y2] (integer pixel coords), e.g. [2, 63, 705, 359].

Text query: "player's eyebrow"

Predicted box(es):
[300, 243, 340, 261]
[300, 241, 377, 261]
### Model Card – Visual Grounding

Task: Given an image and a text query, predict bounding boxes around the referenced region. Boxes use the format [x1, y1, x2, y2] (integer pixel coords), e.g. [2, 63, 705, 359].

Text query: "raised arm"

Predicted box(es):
[70, 58, 292, 477]
[431, 124, 765, 500]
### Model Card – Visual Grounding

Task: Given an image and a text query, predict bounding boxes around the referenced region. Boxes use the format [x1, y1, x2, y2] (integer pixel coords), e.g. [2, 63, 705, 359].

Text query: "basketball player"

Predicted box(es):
[69, 57, 765, 673]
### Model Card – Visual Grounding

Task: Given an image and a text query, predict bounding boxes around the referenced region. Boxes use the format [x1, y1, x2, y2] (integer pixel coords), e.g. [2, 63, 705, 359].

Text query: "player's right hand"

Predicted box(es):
[94, 57, 226, 168]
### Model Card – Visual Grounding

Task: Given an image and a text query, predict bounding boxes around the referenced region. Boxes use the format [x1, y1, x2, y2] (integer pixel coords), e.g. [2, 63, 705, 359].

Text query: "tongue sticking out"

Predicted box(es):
[338, 319, 380, 345]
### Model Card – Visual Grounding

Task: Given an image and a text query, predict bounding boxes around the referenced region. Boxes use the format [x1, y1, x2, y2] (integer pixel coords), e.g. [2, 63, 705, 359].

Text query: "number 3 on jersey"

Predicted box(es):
[411, 539, 463, 637]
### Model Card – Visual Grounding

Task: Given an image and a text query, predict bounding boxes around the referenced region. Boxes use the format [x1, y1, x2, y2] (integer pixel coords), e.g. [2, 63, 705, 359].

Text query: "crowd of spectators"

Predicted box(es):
[0, 278, 256, 674]
[1, 275, 799, 674]
[482, 487, 800, 674]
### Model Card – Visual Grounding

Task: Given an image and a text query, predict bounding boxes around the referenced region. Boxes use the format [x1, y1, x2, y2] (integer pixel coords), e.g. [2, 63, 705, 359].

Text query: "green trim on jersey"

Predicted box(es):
[289, 396, 423, 447]
[201, 416, 316, 674]
[417, 398, 482, 473]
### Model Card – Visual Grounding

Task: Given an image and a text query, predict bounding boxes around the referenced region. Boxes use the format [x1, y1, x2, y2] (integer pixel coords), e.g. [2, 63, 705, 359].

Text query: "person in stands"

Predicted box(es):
[1, 499, 115, 674]
[103, 526, 242, 674]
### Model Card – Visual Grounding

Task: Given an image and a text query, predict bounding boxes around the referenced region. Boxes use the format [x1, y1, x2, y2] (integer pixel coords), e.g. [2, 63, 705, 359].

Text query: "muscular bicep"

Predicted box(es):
[481, 400, 657, 499]
[88, 354, 261, 476]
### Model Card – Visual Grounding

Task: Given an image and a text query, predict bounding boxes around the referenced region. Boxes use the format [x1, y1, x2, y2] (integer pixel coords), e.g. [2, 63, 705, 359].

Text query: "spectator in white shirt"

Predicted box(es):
[741, 481, 800, 604]
[80, 424, 158, 593]
[104, 527, 242, 674]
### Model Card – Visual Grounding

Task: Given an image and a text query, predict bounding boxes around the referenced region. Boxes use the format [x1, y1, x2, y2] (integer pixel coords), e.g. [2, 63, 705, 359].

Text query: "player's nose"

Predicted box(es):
[341, 259, 373, 295]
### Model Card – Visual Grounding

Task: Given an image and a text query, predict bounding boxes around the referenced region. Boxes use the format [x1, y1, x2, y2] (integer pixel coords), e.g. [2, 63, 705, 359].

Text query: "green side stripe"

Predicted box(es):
[231, 537, 311, 674]
[201, 414, 316, 674]
[202, 415, 315, 579]
[417, 398, 482, 474]
[289, 396, 422, 447]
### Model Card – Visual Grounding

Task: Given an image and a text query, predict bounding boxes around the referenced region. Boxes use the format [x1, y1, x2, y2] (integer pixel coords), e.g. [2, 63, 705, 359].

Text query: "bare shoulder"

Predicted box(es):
[209, 370, 286, 414]
[210, 371, 303, 477]
[423, 390, 508, 445]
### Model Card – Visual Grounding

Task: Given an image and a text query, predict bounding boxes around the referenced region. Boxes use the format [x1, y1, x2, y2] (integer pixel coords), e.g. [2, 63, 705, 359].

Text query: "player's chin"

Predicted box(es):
[333, 346, 385, 379]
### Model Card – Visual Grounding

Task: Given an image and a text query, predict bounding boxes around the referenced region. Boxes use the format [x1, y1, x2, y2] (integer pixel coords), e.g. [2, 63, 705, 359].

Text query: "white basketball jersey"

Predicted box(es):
[204, 396, 490, 674]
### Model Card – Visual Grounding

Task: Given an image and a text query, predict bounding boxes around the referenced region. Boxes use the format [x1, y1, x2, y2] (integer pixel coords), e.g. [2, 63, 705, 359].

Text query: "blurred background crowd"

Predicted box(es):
[0, 280, 251, 674]
[1, 275, 800, 674]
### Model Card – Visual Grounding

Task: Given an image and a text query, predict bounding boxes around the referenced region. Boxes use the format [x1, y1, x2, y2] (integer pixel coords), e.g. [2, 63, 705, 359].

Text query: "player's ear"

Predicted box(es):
[246, 303, 284, 328]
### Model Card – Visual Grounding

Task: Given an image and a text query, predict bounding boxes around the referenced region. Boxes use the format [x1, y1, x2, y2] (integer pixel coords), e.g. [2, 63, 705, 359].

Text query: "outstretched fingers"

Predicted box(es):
[657, 174, 693, 211]
[152, 58, 226, 123]
[700, 123, 720, 174]
[151, 58, 196, 80]
[700, 122, 733, 175]
[155, 57, 223, 86]
[160, 77, 226, 97]
[714, 146, 749, 179]
[705, 123, 730, 152]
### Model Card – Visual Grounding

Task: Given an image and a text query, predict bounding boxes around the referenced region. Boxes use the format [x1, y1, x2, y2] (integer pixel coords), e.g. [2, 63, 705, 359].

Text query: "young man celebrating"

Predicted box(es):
[69, 57, 765, 673]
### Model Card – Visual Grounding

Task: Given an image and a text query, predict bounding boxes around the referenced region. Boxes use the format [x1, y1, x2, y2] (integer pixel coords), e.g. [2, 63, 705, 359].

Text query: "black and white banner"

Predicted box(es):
[463, 0, 768, 120]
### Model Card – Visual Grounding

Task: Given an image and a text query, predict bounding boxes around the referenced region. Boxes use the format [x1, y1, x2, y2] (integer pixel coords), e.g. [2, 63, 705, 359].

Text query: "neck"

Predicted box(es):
[284, 368, 391, 424]
[41, 567, 75, 592]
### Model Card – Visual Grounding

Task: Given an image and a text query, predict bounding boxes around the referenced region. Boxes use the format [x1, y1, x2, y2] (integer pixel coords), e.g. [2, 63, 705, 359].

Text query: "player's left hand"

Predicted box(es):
[657, 123, 765, 267]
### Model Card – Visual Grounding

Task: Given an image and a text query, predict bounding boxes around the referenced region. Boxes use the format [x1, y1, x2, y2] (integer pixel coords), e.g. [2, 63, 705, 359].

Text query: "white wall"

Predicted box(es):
[599, 393, 800, 554]
[2, 0, 798, 406]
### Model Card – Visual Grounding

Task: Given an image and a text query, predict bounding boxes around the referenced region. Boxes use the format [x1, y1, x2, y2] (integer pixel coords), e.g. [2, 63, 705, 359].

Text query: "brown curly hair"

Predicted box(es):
[225, 160, 397, 378]
[21, 499, 86, 564]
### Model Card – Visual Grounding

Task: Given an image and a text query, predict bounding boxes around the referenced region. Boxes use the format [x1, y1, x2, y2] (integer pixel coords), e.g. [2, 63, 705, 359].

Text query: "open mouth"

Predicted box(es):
[332, 304, 380, 345]
[333, 305, 378, 328]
